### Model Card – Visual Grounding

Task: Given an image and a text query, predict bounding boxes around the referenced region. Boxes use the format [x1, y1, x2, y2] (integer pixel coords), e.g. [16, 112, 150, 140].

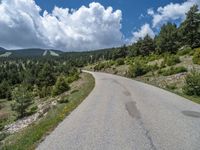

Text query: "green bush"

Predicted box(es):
[177, 46, 192, 56]
[115, 58, 124, 66]
[158, 66, 187, 76]
[148, 64, 159, 72]
[166, 84, 177, 90]
[39, 86, 52, 98]
[27, 105, 38, 115]
[0, 132, 8, 141]
[93, 62, 113, 71]
[58, 95, 69, 103]
[146, 53, 160, 62]
[163, 55, 180, 66]
[128, 61, 149, 77]
[94, 63, 104, 71]
[70, 89, 79, 94]
[66, 73, 79, 83]
[183, 71, 200, 96]
[193, 48, 200, 65]
[0, 113, 8, 131]
[52, 76, 70, 97]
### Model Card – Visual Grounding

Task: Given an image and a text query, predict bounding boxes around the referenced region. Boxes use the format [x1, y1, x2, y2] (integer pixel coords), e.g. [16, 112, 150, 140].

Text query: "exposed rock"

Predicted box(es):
[4, 113, 39, 134]
[4, 99, 56, 134]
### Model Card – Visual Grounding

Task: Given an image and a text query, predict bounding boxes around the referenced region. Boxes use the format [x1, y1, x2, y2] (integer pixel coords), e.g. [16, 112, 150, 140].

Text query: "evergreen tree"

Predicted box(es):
[179, 5, 200, 48]
[129, 38, 143, 57]
[112, 45, 128, 60]
[155, 22, 178, 53]
[12, 85, 33, 118]
[140, 35, 155, 55]
[37, 62, 56, 87]
[0, 80, 11, 100]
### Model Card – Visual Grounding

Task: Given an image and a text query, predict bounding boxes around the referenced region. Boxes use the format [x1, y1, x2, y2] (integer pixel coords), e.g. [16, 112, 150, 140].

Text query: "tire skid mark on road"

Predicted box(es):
[109, 78, 157, 150]
[125, 101, 141, 119]
[182, 110, 200, 118]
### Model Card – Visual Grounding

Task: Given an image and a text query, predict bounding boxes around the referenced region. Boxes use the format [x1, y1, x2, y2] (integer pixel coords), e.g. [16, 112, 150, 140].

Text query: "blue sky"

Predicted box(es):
[35, 0, 184, 38]
[0, 0, 199, 51]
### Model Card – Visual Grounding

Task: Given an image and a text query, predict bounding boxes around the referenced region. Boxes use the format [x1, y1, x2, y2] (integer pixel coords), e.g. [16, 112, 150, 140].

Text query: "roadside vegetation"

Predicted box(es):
[85, 5, 200, 104]
[0, 54, 96, 148]
[1, 73, 95, 150]
[0, 4, 200, 149]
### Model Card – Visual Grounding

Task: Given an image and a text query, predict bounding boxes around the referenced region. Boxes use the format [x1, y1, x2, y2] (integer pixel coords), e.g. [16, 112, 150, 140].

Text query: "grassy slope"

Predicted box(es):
[2, 72, 95, 150]
[86, 54, 200, 104]
[135, 55, 200, 104]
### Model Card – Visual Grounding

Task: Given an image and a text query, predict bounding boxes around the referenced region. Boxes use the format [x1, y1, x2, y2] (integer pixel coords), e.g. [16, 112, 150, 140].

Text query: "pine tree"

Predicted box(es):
[155, 22, 178, 53]
[12, 85, 33, 118]
[140, 35, 155, 55]
[179, 5, 200, 48]
[0, 80, 11, 100]
[38, 62, 56, 87]
[112, 45, 128, 60]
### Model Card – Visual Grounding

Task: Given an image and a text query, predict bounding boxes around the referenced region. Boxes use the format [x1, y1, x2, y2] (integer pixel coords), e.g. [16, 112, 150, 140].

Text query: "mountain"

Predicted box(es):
[0, 47, 6, 51]
[0, 47, 7, 56]
[0, 48, 64, 58]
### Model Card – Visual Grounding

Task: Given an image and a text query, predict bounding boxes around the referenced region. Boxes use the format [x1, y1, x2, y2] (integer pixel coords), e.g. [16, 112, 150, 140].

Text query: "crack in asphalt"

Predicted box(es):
[111, 78, 157, 150]
[125, 101, 157, 150]
[138, 120, 157, 150]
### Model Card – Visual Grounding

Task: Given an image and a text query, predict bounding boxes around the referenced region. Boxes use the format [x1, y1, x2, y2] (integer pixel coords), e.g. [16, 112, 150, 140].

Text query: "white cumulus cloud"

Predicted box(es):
[0, 0, 123, 51]
[131, 23, 155, 43]
[148, 0, 199, 28]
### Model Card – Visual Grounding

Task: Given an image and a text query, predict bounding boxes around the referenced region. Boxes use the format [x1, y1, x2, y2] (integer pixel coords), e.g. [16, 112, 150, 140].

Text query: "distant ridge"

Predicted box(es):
[0, 47, 6, 51]
[0, 48, 64, 58]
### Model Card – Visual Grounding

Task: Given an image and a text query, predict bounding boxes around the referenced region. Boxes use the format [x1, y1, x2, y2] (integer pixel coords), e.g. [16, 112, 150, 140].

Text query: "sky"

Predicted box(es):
[0, 0, 199, 51]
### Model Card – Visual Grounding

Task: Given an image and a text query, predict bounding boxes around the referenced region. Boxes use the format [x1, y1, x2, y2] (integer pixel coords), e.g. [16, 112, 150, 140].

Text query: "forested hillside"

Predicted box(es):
[0, 4, 200, 149]
[86, 5, 200, 103]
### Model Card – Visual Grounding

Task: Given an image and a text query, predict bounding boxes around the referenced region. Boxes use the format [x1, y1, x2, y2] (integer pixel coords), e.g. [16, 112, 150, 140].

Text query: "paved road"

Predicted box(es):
[37, 72, 200, 150]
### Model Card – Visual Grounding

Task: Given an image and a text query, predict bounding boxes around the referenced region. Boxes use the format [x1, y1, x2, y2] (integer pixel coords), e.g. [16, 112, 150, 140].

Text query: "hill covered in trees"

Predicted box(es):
[0, 48, 64, 58]
[0, 4, 200, 149]
[86, 5, 200, 103]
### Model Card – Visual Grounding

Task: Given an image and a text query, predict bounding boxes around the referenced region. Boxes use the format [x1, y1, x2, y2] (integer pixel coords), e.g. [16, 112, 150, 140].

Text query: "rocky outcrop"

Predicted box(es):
[4, 100, 57, 134]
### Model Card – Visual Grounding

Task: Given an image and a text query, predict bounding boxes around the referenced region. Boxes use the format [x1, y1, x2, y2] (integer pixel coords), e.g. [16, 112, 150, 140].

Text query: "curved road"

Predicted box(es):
[37, 71, 200, 150]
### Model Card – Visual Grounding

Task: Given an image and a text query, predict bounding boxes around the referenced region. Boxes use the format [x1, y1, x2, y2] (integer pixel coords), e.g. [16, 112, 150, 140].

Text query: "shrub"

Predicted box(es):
[109, 60, 115, 66]
[115, 58, 124, 66]
[163, 55, 180, 66]
[146, 53, 160, 62]
[27, 105, 38, 115]
[0, 132, 8, 141]
[58, 95, 69, 103]
[66, 73, 79, 83]
[0, 112, 8, 131]
[177, 46, 192, 56]
[166, 84, 177, 90]
[39, 86, 52, 98]
[193, 48, 200, 65]
[148, 64, 159, 72]
[128, 61, 149, 77]
[70, 89, 79, 94]
[183, 71, 200, 96]
[52, 75, 70, 96]
[94, 62, 112, 71]
[158, 66, 187, 76]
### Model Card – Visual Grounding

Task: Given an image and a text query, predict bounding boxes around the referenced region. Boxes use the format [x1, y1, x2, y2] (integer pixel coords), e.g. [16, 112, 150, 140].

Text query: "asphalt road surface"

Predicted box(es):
[37, 71, 200, 150]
